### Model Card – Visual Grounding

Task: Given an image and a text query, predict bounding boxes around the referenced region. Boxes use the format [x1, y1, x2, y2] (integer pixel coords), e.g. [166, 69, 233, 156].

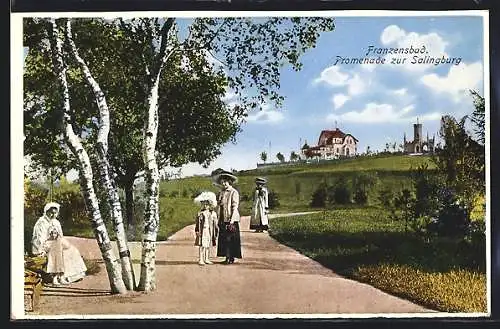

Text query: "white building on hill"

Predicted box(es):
[300, 128, 358, 160]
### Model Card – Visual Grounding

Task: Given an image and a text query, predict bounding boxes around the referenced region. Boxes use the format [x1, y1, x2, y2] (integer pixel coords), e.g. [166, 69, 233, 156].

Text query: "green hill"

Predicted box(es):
[160, 154, 436, 216]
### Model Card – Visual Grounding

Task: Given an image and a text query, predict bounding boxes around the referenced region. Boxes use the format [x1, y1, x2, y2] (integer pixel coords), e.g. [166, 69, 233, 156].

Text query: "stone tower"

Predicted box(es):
[413, 119, 422, 142]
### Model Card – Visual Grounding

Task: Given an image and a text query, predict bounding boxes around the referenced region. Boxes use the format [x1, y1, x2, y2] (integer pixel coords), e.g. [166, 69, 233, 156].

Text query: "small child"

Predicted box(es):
[194, 191, 219, 265]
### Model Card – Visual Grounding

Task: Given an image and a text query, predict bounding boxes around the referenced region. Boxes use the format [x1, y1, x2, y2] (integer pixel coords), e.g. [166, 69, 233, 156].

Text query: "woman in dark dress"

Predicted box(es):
[213, 170, 242, 264]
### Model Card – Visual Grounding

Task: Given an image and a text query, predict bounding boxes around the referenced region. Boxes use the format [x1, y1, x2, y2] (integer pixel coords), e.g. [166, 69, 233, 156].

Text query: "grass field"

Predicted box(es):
[26, 153, 486, 313]
[268, 209, 487, 313]
[54, 154, 436, 240]
[159, 154, 436, 215]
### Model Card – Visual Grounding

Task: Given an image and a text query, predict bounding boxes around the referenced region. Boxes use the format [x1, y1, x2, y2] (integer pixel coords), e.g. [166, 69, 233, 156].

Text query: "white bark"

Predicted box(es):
[137, 19, 176, 292]
[137, 72, 161, 292]
[50, 18, 126, 294]
[65, 20, 136, 290]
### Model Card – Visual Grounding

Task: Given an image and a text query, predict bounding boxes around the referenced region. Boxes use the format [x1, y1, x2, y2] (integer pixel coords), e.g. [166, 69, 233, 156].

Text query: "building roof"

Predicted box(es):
[318, 128, 358, 145]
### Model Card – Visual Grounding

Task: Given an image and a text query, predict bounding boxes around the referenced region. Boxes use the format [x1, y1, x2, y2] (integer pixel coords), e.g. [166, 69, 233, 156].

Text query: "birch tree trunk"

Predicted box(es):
[49, 18, 127, 294]
[137, 18, 176, 292]
[137, 75, 161, 291]
[65, 20, 136, 290]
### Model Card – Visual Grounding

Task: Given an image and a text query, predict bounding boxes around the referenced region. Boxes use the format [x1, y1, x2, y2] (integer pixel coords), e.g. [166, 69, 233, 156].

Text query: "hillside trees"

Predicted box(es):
[23, 16, 335, 293]
[392, 90, 486, 238]
[260, 151, 268, 163]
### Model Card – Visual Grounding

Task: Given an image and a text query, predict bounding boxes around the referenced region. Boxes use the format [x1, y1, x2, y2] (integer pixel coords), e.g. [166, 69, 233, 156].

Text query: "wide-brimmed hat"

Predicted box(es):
[44, 202, 61, 214]
[194, 191, 217, 207]
[255, 177, 267, 184]
[212, 170, 238, 185]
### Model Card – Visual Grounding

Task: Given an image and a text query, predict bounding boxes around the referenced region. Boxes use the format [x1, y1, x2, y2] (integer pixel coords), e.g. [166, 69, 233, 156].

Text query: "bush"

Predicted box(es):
[310, 183, 328, 208]
[412, 165, 442, 219]
[378, 188, 394, 208]
[169, 190, 179, 198]
[332, 178, 351, 205]
[434, 200, 470, 237]
[295, 181, 302, 200]
[268, 190, 280, 209]
[353, 187, 368, 205]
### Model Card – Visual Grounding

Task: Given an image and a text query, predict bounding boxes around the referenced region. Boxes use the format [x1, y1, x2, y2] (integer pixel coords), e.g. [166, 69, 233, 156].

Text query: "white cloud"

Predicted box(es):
[314, 66, 350, 86]
[314, 66, 368, 98]
[393, 88, 407, 96]
[378, 25, 450, 72]
[332, 93, 350, 110]
[247, 109, 285, 124]
[360, 62, 377, 72]
[326, 103, 441, 124]
[380, 25, 407, 45]
[346, 74, 367, 95]
[420, 62, 483, 102]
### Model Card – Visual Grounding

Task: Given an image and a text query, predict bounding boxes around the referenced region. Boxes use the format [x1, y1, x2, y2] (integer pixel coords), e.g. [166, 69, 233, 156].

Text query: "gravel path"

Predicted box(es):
[33, 214, 434, 317]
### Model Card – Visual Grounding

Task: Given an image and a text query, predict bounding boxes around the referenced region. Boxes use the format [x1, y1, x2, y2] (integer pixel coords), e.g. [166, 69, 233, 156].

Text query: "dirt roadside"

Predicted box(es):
[32, 214, 434, 317]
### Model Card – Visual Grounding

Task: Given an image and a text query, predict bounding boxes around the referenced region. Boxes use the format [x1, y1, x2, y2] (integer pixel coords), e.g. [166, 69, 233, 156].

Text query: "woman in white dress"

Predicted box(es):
[194, 192, 219, 265]
[31, 202, 87, 285]
[250, 177, 269, 232]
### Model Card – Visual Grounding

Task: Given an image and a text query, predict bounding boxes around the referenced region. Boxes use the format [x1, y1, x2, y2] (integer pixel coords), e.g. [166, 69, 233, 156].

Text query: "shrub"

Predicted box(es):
[310, 183, 328, 208]
[53, 189, 88, 227]
[353, 187, 368, 205]
[412, 165, 442, 219]
[268, 190, 280, 209]
[352, 171, 379, 205]
[332, 177, 351, 205]
[295, 181, 302, 200]
[378, 188, 394, 208]
[435, 199, 470, 237]
[169, 190, 179, 198]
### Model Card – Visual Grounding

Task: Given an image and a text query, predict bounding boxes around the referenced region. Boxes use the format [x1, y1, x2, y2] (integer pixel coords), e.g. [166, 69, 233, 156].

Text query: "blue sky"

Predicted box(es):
[22, 14, 486, 179]
[177, 14, 485, 177]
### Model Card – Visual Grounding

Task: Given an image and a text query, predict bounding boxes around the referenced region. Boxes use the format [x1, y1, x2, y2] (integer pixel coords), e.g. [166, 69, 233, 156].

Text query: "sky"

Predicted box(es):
[21, 13, 486, 180]
[172, 14, 485, 178]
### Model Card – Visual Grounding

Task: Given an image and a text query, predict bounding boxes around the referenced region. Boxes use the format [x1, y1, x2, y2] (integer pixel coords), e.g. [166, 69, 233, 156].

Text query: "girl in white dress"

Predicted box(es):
[32, 202, 87, 284]
[194, 192, 219, 265]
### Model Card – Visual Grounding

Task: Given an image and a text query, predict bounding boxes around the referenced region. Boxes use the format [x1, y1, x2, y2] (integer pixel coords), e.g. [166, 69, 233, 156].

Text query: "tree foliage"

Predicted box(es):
[24, 16, 335, 224]
[260, 151, 268, 163]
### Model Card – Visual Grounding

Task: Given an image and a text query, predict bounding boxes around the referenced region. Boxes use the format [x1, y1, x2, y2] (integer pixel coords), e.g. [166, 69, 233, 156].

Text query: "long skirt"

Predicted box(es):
[46, 238, 87, 283]
[249, 210, 269, 231]
[216, 221, 242, 259]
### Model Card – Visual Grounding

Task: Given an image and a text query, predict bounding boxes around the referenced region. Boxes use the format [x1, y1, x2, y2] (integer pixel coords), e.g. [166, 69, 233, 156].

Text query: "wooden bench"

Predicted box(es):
[24, 256, 48, 313]
[24, 270, 43, 312]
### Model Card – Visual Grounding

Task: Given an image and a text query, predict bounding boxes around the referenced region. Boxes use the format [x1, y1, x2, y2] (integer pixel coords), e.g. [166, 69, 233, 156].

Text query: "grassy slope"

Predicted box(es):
[161, 154, 436, 214]
[269, 209, 486, 313]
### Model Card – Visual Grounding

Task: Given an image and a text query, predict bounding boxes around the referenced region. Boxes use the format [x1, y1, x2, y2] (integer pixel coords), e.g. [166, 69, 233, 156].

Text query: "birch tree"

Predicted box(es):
[25, 16, 335, 291]
[49, 18, 127, 294]
[64, 20, 136, 290]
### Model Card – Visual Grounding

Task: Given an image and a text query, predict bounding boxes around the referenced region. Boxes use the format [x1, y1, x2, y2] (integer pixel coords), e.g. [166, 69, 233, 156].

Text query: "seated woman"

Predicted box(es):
[31, 202, 87, 285]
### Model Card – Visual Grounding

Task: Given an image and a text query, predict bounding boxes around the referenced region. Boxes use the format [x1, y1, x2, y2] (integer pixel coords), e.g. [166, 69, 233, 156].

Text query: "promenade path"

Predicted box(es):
[35, 213, 434, 316]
